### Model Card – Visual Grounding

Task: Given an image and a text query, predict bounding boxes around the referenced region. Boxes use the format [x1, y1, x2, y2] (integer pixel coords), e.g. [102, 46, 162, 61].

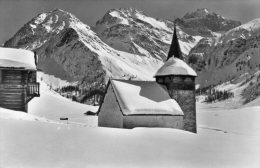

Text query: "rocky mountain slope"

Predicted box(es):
[194, 18, 260, 87]
[94, 8, 240, 60]
[176, 8, 241, 37]
[4, 9, 163, 89]
[4, 8, 240, 82]
[94, 8, 202, 59]
[4, 7, 251, 103]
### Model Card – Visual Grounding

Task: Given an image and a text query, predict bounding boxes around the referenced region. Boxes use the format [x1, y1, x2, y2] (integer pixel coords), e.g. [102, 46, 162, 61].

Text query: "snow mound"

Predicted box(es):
[28, 78, 98, 124]
[0, 107, 53, 123]
[198, 103, 260, 138]
[1, 83, 260, 168]
[0, 47, 36, 69]
[155, 57, 197, 77]
[111, 79, 183, 115]
[1, 104, 260, 168]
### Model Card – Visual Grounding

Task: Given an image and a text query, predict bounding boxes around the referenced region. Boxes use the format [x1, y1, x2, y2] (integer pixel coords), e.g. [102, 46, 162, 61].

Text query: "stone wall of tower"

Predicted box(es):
[156, 76, 197, 133]
[168, 89, 196, 133]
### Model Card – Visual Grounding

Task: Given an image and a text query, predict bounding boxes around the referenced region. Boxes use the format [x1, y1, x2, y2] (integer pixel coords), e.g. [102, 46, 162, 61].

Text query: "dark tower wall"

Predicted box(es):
[156, 75, 197, 133]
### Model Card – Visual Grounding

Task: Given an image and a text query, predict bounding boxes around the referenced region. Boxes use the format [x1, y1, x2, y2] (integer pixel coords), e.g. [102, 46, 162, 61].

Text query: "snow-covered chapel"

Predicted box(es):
[98, 23, 198, 133]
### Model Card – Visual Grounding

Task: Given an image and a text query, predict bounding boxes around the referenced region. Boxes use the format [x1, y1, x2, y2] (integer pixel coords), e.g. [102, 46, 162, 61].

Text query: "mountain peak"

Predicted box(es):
[31, 8, 75, 26]
[108, 7, 144, 16]
[183, 8, 219, 20]
[179, 8, 241, 34]
[95, 7, 149, 29]
[38, 8, 74, 19]
[196, 8, 211, 14]
[4, 8, 92, 50]
[52, 8, 66, 13]
[103, 7, 145, 22]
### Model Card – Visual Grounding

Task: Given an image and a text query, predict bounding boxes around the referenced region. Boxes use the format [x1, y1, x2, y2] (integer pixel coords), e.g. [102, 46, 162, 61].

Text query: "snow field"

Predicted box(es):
[1, 106, 259, 168]
[0, 77, 259, 168]
[28, 78, 98, 125]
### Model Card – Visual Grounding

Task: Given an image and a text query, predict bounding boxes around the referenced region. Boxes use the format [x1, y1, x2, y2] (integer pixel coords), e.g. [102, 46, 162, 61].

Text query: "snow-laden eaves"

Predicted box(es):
[0, 47, 36, 70]
[110, 79, 183, 115]
[154, 57, 197, 77]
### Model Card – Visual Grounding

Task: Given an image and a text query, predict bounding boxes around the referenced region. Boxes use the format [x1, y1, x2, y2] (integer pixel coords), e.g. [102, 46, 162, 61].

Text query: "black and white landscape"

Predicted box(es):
[0, 0, 260, 167]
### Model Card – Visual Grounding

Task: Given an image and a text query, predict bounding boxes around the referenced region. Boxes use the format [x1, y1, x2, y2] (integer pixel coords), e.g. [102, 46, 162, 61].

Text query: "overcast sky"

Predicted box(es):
[0, 0, 259, 44]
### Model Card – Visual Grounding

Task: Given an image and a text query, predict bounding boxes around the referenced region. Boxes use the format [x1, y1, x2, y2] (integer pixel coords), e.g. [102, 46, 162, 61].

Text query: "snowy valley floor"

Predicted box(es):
[0, 82, 260, 168]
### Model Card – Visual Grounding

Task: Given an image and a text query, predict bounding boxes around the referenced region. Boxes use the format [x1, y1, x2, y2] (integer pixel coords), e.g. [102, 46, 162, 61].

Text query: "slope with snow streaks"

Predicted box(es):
[3, 8, 251, 103]
[4, 8, 162, 91]
[184, 9, 241, 72]
[94, 8, 202, 59]
[196, 18, 260, 87]
[177, 8, 241, 37]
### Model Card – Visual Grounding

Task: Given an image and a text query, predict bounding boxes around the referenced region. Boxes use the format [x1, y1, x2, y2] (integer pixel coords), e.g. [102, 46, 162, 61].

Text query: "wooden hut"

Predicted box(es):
[0, 47, 39, 112]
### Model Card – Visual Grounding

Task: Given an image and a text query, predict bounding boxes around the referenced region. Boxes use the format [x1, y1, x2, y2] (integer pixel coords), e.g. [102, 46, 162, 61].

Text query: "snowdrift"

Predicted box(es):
[0, 78, 259, 168]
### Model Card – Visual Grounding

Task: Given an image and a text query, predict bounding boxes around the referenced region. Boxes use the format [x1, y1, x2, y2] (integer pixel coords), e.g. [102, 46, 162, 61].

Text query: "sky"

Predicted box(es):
[0, 0, 259, 44]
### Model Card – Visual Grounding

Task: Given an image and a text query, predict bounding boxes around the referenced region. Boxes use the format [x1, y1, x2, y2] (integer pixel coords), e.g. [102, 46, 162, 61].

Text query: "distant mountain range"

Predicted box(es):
[191, 18, 260, 87]
[3, 8, 260, 103]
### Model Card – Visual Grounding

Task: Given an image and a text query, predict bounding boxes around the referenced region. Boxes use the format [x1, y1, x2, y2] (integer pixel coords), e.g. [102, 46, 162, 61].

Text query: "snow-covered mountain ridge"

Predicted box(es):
[193, 18, 260, 86]
[4, 9, 163, 87]
[176, 8, 241, 37]
[94, 8, 201, 58]
[3, 8, 241, 81]
[4, 7, 256, 104]
[94, 8, 240, 59]
[189, 18, 260, 104]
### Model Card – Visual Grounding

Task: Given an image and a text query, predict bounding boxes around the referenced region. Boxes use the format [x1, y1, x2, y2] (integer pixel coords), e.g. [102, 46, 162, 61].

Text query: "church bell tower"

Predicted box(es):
[154, 22, 197, 133]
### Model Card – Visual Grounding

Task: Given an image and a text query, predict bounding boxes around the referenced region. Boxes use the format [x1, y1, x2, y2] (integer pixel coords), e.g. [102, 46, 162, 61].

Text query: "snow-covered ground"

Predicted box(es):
[197, 72, 260, 109]
[37, 71, 77, 90]
[197, 102, 260, 138]
[28, 78, 98, 125]
[0, 80, 260, 168]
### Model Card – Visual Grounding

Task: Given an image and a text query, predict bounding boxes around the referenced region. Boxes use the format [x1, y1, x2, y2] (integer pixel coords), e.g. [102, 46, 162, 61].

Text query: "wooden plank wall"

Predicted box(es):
[0, 70, 2, 83]
[0, 70, 27, 112]
[31, 71, 37, 83]
[2, 70, 26, 84]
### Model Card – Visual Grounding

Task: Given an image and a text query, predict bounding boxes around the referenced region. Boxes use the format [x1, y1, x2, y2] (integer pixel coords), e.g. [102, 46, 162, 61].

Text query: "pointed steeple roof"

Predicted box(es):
[167, 21, 183, 60]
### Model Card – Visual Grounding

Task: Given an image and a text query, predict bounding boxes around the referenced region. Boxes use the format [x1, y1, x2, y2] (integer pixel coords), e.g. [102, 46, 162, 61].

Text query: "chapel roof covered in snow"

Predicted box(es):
[0, 47, 36, 70]
[110, 79, 183, 115]
[154, 57, 197, 77]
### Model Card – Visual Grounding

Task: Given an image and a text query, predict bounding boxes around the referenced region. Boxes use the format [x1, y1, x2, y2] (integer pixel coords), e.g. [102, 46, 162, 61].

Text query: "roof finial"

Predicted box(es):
[166, 18, 183, 61]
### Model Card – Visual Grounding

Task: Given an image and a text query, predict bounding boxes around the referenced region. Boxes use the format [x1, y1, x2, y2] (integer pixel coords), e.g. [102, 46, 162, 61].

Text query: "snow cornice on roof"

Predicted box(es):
[154, 57, 197, 77]
[0, 47, 36, 70]
[110, 79, 183, 116]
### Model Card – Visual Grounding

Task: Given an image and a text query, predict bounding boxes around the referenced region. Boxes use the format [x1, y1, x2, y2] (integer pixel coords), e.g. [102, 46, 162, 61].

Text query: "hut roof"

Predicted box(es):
[110, 79, 183, 116]
[0, 47, 36, 70]
[154, 57, 197, 77]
